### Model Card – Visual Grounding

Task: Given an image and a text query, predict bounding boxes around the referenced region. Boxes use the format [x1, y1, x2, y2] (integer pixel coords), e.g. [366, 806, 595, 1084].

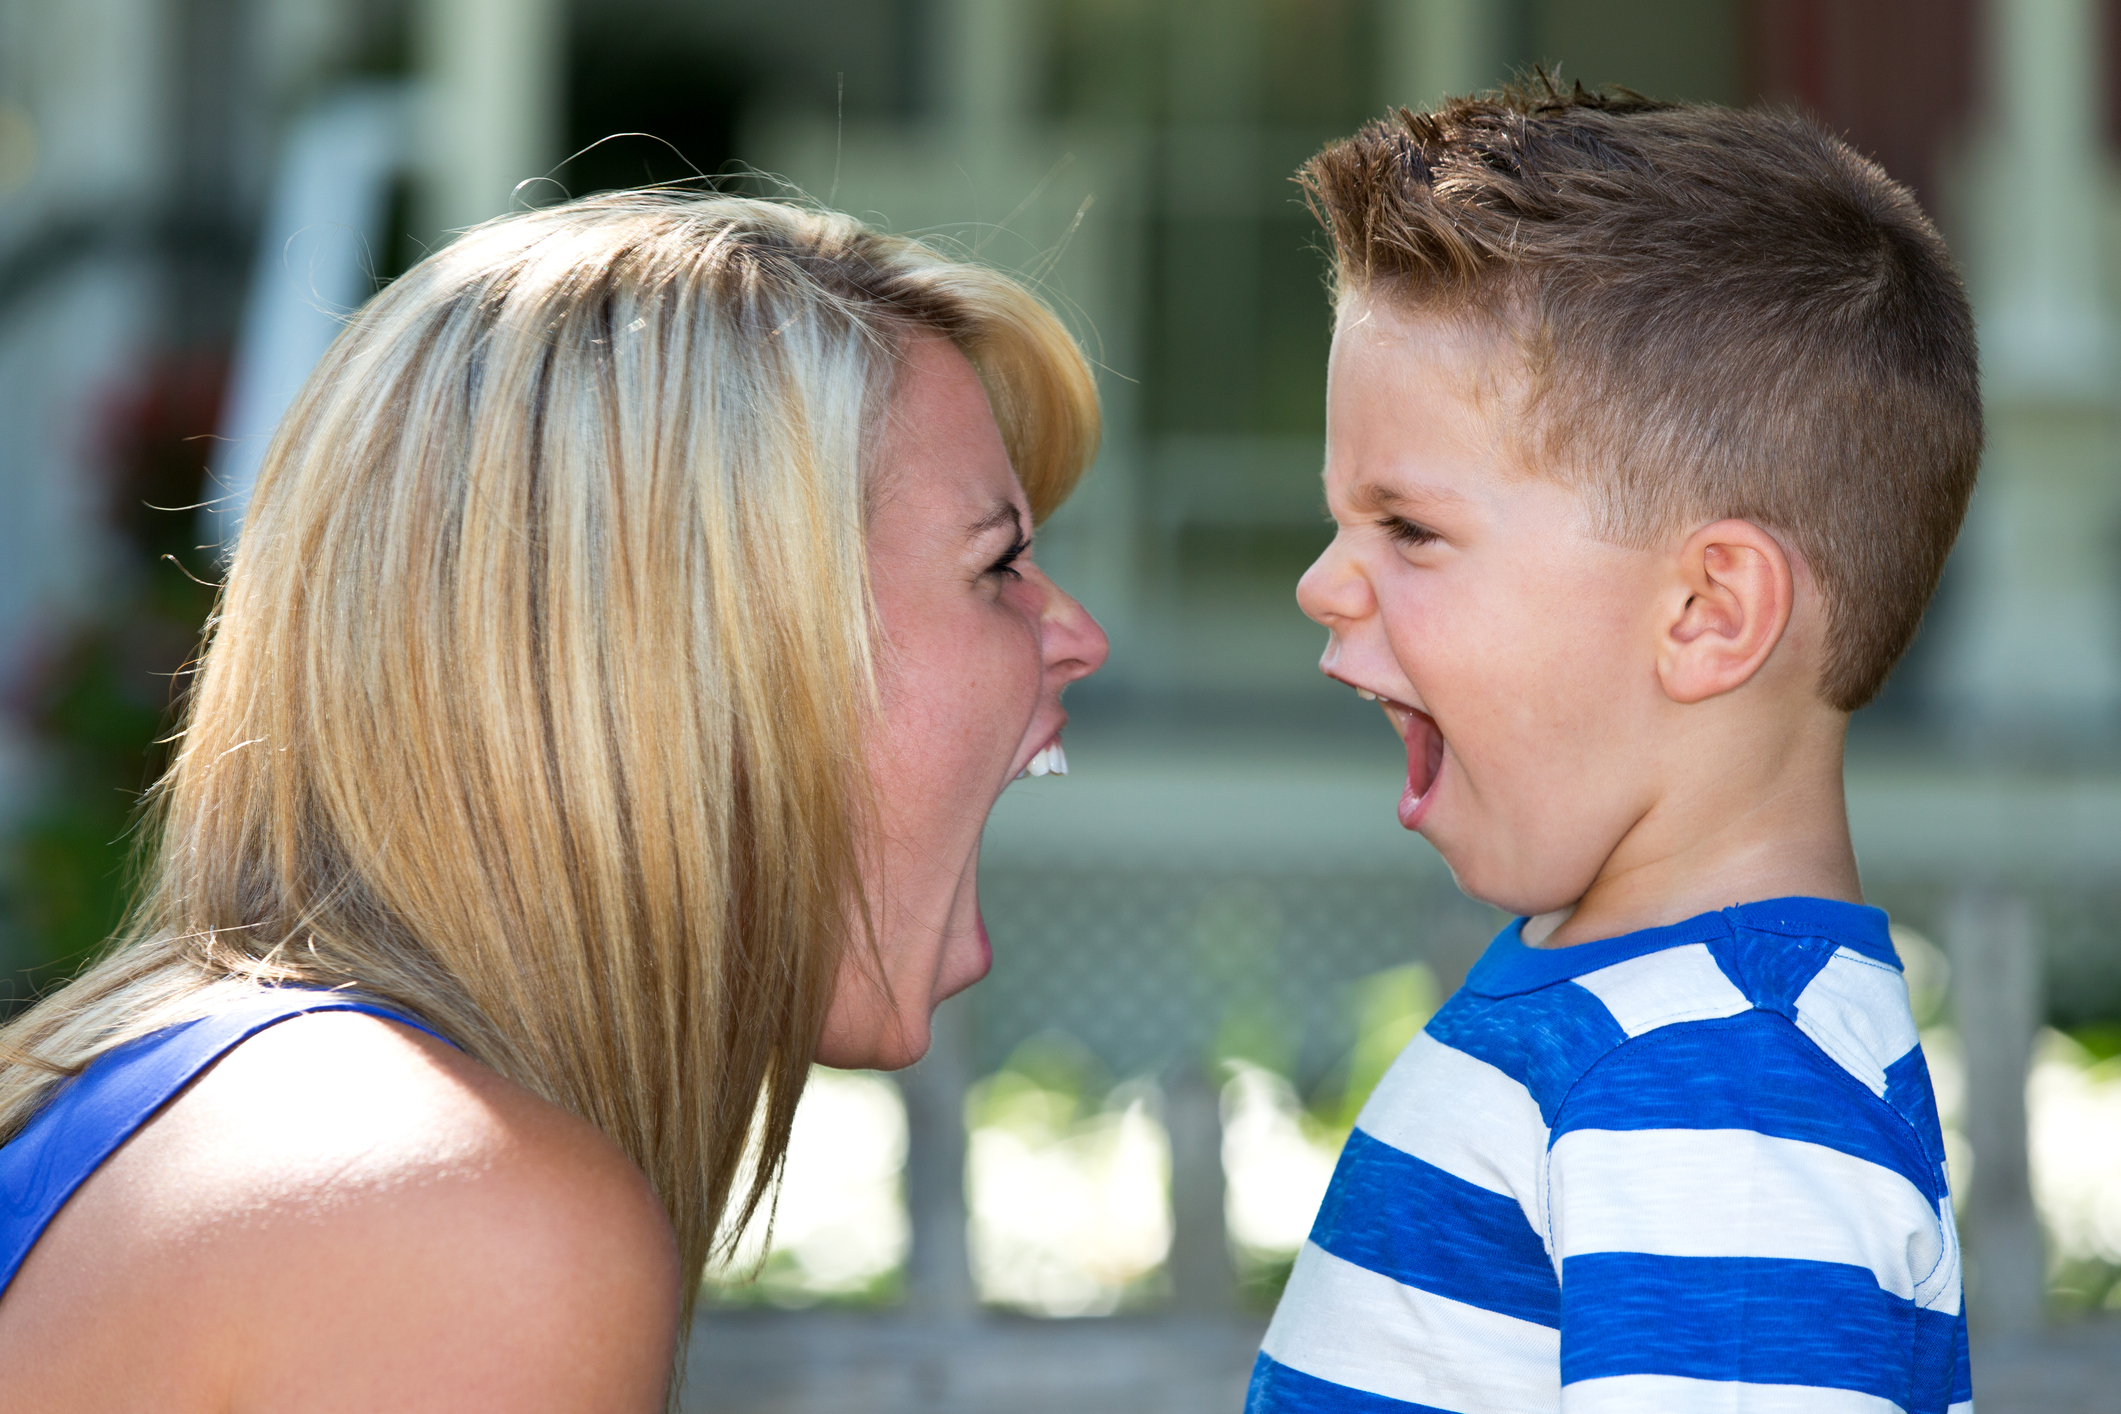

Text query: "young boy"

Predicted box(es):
[1252, 84, 1979, 1413]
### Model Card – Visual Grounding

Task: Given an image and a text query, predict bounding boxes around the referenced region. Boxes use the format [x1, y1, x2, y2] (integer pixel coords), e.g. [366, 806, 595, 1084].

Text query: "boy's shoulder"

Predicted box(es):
[1270, 898, 1968, 1414]
[1399, 897, 1943, 1185]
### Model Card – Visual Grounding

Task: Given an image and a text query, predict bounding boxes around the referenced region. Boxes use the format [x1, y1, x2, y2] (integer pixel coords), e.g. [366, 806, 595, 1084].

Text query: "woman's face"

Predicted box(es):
[814, 336, 1109, 1070]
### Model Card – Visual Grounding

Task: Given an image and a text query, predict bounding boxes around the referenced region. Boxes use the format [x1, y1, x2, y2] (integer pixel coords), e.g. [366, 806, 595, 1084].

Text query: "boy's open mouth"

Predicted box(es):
[1356, 689, 1445, 830]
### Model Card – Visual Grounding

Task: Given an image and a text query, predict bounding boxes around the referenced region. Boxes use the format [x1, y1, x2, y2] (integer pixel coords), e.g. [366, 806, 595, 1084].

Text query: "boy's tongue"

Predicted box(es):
[1397, 707, 1445, 830]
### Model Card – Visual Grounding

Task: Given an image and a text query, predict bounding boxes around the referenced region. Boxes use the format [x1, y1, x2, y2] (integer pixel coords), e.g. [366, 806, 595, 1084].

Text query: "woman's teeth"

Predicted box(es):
[1017, 741, 1068, 779]
[1355, 688, 1379, 701]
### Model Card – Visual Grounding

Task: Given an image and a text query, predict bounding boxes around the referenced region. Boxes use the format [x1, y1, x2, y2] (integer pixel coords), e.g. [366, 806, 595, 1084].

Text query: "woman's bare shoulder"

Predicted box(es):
[0, 1010, 681, 1414]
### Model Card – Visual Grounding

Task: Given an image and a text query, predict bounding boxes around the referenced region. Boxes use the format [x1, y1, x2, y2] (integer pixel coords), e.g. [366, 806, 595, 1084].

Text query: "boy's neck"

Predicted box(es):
[1529, 716, 1860, 949]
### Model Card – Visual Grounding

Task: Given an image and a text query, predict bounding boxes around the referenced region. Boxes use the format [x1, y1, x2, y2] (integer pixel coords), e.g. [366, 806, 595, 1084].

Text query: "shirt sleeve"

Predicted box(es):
[1544, 1012, 1965, 1414]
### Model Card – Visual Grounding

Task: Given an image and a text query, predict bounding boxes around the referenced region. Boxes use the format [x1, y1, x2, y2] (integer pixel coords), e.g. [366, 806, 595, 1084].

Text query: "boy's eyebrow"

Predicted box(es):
[1346, 479, 1471, 516]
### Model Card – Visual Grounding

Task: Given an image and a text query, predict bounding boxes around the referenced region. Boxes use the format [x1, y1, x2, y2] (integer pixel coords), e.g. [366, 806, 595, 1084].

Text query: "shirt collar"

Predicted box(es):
[1462, 895, 1896, 998]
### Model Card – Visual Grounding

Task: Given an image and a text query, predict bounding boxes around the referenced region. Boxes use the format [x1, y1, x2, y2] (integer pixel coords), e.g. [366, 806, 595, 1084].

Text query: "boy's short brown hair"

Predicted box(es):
[1301, 79, 1982, 711]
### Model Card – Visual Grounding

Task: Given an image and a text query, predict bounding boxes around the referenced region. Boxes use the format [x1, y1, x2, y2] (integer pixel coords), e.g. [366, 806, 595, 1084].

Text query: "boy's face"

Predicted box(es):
[1299, 296, 1674, 917]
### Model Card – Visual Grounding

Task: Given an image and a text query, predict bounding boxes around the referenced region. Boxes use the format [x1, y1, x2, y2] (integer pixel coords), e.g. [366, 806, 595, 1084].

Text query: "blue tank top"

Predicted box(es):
[0, 988, 452, 1296]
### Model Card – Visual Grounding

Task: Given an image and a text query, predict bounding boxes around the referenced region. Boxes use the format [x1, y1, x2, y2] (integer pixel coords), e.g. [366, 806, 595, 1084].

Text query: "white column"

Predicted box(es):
[934, 0, 1032, 158]
[206, 88, 408, 554]
[414, 0, 563, 238]
[1947, 891, 2046, 1337]
[1132, 0, 1267, 690]
[935, 0, 1149, 683]
[1377, 0, 1508, 111]
[1937, 0, 2119, 737]
[901, 996, 977, 1321]
[1165, 1065, 1236, 1312]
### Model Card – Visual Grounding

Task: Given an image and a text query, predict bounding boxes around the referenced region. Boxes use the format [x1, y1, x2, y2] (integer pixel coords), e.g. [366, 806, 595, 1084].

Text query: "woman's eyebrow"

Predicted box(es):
[964, 502, 1024, 542]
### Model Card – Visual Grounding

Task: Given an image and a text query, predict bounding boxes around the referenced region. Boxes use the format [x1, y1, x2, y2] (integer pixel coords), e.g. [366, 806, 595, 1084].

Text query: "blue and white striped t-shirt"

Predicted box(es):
[1250, 897, 1972, 1414]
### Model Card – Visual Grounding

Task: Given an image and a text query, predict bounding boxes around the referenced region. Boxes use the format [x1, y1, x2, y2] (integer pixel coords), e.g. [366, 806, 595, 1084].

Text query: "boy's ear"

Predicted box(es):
[1656, 519, 1795, 705]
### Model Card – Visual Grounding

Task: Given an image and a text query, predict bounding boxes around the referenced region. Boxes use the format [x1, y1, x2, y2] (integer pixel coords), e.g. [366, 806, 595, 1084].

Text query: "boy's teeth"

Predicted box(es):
[1356, 688, 1378, 701]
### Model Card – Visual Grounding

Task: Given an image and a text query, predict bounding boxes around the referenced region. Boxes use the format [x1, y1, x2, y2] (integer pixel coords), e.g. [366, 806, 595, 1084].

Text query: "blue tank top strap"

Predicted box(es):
[0, 988, 453, 1296]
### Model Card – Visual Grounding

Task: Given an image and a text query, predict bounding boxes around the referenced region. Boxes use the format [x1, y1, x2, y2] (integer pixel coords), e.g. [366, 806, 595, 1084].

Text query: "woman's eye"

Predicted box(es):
[1380, 516, 1440, 548]
[986, 535, 1030, 581]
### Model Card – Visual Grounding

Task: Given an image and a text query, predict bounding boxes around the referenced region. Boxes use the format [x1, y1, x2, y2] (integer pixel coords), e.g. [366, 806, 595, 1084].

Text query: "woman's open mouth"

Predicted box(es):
[1355, 687, 1445, 831]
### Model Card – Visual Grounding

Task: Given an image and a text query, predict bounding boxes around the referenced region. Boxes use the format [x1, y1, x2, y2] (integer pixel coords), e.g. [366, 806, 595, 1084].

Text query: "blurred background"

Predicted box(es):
[4, 0, 2121, 1408]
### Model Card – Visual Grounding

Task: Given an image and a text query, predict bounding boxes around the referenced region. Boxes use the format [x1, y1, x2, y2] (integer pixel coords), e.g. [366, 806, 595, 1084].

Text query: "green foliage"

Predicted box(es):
[964, 1035, 1172, 1316]
[2049, 1255, 2121, 1317]
[2065, 1022, 2121, 1064]
[1309, 963, 1440, 1139]
[1891, 923, 1952, 1030]
[5, 617, 189, 986]
[1195, 882, 1299, 1078]
[1, 357, 220, 1014]
[1238, 1249, 1298, 1309]
[703, 1252, 905, 1312]
[1226, 962, 1441, 1311]
[968, 1032, 1115, 1138]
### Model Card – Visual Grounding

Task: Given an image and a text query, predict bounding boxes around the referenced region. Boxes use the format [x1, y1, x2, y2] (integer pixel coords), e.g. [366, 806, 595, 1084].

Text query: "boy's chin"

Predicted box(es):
[1429, 834, 1586, 922]
[1431, 842, 1511, 915]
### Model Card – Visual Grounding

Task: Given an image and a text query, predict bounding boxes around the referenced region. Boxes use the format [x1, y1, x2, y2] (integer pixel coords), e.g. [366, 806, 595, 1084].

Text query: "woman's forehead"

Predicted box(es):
[871, 337, 1026, 533]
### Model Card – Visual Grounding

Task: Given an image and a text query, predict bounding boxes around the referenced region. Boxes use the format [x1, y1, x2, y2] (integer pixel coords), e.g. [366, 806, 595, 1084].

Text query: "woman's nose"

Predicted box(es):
[1296, 531, 1371, 628]
[1040, 574, 1110, 685]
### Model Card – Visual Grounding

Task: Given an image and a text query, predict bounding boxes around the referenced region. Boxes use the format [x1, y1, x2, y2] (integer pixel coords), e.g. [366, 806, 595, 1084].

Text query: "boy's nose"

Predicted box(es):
[1297, 531, 1372, 629]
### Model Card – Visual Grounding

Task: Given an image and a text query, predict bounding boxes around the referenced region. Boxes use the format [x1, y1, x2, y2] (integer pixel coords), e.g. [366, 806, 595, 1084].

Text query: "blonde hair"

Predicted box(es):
[0, 193, 1098, 1308]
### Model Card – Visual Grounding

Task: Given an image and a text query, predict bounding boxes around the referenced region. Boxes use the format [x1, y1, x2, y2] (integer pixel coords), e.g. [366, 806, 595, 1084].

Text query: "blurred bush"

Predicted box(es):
[2, 356, 220, 1015]
[705, 1066, 911, 1309]
[1223, 962, 1438, 1306]
[967, 1034, 1172, 1317]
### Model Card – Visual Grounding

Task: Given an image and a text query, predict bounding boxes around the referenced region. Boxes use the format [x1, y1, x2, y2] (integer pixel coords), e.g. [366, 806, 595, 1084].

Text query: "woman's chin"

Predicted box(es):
[880, 918, 992, 1069]
[815, 1012, 931, 1071]
[817, 891, 992, 1070]
[867, 1024, 933, 1072]
[951, 912, 994, 993]
[928, 890, 994, 1003]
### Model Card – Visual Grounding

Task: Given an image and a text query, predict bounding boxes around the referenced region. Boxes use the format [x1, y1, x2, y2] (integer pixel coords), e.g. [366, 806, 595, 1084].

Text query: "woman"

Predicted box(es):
[0, 193, 1108, 1409]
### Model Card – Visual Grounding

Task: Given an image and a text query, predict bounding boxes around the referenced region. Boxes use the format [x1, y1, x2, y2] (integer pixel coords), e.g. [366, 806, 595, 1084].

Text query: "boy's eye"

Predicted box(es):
[1380, 515, 1440, 548]
[986, 533, 1030, 581]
